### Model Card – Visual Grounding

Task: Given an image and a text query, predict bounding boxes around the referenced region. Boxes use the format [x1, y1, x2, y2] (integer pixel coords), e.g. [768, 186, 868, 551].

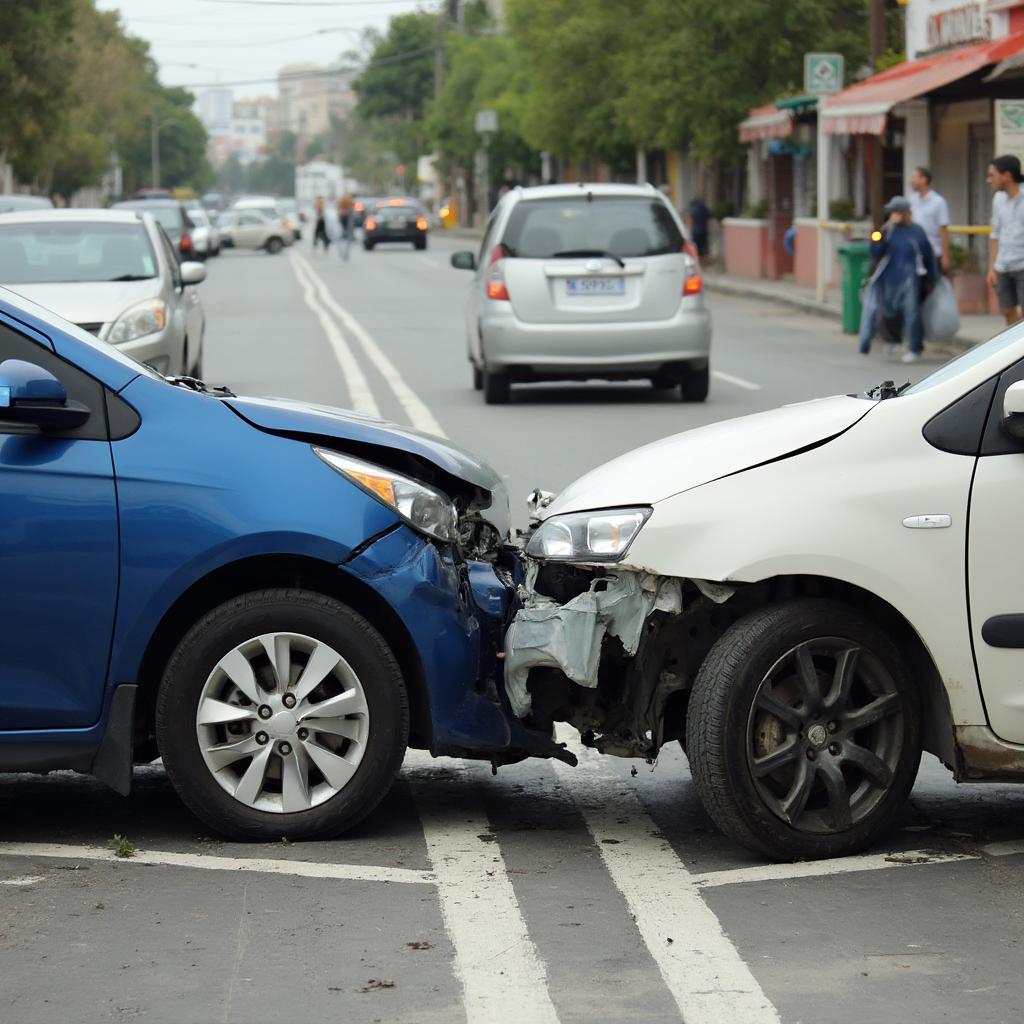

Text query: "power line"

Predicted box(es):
[195, 0, 422, 7]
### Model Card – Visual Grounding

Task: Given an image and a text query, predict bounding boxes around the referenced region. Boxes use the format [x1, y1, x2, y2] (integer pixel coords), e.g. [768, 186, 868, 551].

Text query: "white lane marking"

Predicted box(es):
[0, 842, 434, 886]
[287, 253, 380, 418]
[405, 751, 560, 1024]
[0, 874, 45, 886]
[693, 849, 977, 888]
[294, 250, 447, 438]
[418, 255, 440, 269]
[551, 730, 780, 1024]
[983, 840, 1024, 857]
[712, 369, 761, 391]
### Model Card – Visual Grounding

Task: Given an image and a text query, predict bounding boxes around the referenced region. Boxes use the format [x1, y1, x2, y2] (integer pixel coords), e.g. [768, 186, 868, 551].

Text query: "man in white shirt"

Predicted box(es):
[987, 154, 1024, 326]
[908, 167, 950, 273]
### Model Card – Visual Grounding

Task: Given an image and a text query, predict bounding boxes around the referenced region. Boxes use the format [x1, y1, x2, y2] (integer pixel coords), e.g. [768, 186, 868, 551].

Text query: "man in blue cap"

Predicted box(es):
[868, 195, 939, 363]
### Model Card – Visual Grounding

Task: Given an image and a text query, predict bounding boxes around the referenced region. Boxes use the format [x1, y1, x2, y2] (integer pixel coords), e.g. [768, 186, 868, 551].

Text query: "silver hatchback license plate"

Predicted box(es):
[566, 276, 625, 296]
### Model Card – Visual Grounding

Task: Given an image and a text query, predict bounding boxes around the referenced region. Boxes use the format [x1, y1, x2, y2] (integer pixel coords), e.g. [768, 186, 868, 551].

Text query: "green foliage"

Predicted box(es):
[107, 834, 136, 858]
[743, 198, 769, 219]
[829, 197, 857, 222]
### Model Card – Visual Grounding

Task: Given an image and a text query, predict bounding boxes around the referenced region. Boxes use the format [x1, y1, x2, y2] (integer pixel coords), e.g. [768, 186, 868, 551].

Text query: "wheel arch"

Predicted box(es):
[131, 554, 432, 760]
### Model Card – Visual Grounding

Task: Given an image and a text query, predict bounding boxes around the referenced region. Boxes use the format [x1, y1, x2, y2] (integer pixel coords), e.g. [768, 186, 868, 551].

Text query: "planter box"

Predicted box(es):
[722, 218, 768, 279]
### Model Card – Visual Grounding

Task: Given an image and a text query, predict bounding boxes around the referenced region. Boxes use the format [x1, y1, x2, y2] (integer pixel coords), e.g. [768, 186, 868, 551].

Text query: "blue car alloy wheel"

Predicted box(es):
[0, 286, 524, 841]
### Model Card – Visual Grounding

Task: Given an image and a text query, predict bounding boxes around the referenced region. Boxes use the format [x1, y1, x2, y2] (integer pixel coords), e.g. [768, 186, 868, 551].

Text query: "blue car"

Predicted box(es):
[0, 288, 567, 839]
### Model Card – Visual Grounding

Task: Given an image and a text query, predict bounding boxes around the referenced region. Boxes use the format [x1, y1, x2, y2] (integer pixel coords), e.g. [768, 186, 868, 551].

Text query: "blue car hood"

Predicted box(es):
[225, 395, 510, 533]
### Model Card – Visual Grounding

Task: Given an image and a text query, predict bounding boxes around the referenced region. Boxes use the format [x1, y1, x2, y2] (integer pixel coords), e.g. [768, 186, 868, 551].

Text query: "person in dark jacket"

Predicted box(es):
[867, 195, 939, 363]
[685, 197, 711, 258]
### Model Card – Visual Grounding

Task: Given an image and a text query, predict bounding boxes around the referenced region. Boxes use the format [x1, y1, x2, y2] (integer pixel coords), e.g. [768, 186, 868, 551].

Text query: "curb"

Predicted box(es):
[704, 274, 978, 355]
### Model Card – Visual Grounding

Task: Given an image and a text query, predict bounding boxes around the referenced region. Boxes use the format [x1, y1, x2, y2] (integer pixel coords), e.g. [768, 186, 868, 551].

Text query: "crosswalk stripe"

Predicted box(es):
[551, 730, 781, 1024]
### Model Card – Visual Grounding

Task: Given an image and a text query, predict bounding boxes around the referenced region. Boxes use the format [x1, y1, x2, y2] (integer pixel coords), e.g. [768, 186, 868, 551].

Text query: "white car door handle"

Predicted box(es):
[902, 514, 952, 529]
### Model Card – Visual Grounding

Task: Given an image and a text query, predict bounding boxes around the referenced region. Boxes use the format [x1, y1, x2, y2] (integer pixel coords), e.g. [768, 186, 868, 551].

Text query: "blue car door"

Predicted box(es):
[0, 319, 119, 728]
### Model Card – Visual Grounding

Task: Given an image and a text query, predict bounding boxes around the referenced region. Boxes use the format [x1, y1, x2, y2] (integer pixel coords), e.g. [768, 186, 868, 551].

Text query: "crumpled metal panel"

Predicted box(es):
[504, 567, 682, 718]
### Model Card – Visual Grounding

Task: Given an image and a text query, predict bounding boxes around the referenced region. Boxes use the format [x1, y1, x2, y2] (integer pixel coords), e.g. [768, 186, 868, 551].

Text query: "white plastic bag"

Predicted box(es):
[922, 277, 961, 342]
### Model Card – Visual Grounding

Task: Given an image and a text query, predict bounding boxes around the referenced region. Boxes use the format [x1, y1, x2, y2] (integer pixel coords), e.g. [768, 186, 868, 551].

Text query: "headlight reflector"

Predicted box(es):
[314, 447, 458, 543]
[108, 299, 167, 344]
[527, 507, 651, 562]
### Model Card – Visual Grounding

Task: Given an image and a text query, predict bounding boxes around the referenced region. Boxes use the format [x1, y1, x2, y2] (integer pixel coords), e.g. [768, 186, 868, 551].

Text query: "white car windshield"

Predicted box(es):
[0, 221, 158, 284]
[502, 196, 683, 259]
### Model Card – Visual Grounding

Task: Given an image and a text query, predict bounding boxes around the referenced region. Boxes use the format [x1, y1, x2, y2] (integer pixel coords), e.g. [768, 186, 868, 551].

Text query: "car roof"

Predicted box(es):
[114, 199, 181, 208]
[0, 208, 146, 225]
[511, 183, 662, 202]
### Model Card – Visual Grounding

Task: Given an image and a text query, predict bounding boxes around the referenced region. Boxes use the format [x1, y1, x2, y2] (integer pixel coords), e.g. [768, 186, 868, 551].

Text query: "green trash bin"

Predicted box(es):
[838, 241, 873, 335]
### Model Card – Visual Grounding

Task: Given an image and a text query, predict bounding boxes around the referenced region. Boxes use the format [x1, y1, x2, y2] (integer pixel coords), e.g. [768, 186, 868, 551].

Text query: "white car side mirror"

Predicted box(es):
[180, 261, 206, 286]
[1002, 380, 1024, 440]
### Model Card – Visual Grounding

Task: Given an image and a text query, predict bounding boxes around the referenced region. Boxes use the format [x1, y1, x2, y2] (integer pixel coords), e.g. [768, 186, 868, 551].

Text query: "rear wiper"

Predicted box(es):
[107, 274, 153, 282]
[551, 249, 626, 268]
[165, 375, 236, 397]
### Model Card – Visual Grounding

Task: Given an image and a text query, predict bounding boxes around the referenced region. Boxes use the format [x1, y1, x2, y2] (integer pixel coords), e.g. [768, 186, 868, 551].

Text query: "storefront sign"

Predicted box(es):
[996, 99, 1024, 166]
[926, 3, 990, 51]
[804, 53, 844, 95]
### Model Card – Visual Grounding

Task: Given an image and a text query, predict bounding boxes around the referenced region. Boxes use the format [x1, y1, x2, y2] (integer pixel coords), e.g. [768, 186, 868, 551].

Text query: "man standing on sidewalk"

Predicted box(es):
[987, 154, 1024, 326]
[869, 196, 939, 364]
[909, 167, 950, 274]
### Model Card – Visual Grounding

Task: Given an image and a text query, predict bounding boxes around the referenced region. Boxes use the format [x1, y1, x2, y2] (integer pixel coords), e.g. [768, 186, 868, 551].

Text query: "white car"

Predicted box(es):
[505, 334, 1024, 861]
[450, 183, 711, 404]
[217, 210, 291, 254]
[185, 207, 220, 258]
[233, 196, 298, 244]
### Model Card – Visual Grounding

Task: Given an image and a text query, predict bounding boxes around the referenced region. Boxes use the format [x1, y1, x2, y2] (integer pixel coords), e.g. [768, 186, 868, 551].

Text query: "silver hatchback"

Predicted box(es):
[450, 183, 711, 404]
[0, 209, 206, 376]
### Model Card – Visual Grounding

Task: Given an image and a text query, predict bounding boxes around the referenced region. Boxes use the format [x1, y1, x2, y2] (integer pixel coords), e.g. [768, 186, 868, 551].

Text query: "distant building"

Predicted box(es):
[277, 62, 355, 154]
[196, 87, 234, 136]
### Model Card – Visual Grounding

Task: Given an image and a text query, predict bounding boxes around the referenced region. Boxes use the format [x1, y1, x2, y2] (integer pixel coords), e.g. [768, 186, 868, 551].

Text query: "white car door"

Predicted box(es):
[236, 213, 266, 248]
[967, 361, 1024, 743]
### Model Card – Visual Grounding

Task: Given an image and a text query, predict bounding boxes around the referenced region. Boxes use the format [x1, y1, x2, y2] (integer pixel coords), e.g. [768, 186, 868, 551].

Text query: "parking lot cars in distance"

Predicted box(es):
[0, 208, 205, 376]
[0, 194, 54, 214]
[504, 328, 1024, 860]
[363, 198, 430, 251]
[0, 286, 549, 841]
[112, 197, 199, 263]
[450, 182, 710, 405]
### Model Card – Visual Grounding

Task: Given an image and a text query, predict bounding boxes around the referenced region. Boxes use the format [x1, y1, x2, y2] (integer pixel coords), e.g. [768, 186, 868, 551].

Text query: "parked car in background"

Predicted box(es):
[0, 195, 54, 214]
[185, 206, 220, 258]
[217, 209, 291, 254]
[450, 183, 711, 405]
[276, 197, 302, 240]
[113, 198, 198, 262]
[201, 191, 227, 213]
[0, 285, 520, 841]
[363, 199, 429, 252]
[0, 209, 205, 375]
[234, 196, 298, 243]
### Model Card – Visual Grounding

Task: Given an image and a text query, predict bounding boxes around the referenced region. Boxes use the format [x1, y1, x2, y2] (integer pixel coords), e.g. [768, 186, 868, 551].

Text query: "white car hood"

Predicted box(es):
[542, 395, 875, 516]
[6, 279, 159, 328]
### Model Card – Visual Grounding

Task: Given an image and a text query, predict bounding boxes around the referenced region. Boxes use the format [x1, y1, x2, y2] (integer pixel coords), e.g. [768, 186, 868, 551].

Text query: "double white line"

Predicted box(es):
[289, 250, 446, 438]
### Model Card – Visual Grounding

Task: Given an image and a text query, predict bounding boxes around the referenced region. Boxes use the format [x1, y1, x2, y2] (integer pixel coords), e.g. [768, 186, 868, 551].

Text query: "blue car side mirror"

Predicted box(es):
[0, 359, 90, 430]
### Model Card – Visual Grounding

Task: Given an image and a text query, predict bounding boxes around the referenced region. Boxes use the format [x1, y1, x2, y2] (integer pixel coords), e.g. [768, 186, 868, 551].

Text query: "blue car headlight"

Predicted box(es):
[526, 507, 652, 562]
[314, 446, 458, 543]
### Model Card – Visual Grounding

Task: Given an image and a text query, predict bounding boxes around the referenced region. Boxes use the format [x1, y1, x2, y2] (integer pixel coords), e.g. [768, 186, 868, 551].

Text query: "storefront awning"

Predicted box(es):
[822, 30, 1024, 135]
[738, 105, 793, 143]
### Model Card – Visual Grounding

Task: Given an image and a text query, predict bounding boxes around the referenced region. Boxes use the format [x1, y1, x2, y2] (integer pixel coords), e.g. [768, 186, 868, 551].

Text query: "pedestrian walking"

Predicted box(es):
[863, 196, 939, 363]
[685, 196, 711, 259]
[987, 153, 1024, 325]
[337, 193, 355, 261]
[908, 167, 950, 273]
[312, 196, 330, 254]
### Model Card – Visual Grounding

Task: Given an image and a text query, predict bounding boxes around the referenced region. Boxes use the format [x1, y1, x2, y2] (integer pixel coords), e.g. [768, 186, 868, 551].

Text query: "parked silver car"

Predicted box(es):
[217, 209, 291, 254]
[0, 209, 206, 376]
[450, 183, 711, 404]
[185, 206, 220, 258]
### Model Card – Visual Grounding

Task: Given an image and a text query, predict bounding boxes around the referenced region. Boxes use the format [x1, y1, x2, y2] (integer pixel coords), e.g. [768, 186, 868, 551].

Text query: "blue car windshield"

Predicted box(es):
[0, 222, 158, 284]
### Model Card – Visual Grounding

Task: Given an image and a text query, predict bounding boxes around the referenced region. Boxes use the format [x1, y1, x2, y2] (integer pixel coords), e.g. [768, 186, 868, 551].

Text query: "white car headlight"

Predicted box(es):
[314, 447, 458, 543]
[526, 507, 651, 562]
[108, 299, 167, 344]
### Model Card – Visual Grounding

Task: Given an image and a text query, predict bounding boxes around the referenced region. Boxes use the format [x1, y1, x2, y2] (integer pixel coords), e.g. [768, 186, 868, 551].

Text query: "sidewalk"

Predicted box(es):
[704, 270, 1004, 352]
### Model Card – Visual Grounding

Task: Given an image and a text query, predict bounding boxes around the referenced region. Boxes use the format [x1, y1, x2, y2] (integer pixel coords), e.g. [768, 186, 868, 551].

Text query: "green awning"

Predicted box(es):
[775, 94, 818, 111]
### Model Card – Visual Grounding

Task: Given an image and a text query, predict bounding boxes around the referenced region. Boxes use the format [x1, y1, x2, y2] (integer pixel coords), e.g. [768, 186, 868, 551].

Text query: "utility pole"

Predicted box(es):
[868, 0, 887, 225]
[151, 115, 160, 190]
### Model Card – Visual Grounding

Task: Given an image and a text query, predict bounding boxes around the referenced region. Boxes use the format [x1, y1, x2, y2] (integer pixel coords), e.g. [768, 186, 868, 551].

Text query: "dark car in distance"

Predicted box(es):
[363, 199, 429, 251]
[113, 199, 196, 262]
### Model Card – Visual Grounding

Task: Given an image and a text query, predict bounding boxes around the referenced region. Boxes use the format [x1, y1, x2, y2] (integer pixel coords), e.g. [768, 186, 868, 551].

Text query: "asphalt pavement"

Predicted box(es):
[2, 233, 1023, 1024]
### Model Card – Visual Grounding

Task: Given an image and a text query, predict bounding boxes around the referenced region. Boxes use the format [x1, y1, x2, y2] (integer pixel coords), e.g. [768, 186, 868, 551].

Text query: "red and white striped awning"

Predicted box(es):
[738, 105, 794, 143]
[822, 30, 1024, 135]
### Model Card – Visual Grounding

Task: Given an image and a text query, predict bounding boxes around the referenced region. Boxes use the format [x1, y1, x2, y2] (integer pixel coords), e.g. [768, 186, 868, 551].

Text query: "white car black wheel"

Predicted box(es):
[686, 599, 921, 861]
[157, 589, 408, 840]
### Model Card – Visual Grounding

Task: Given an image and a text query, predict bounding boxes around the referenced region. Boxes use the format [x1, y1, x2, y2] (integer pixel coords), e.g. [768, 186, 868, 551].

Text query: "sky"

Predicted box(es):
[96, 0, 431, 100]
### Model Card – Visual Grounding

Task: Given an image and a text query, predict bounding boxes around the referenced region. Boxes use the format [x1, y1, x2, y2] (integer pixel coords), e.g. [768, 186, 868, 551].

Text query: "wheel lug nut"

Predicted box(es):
[806, 749, 816, 761]
[827, 721, 838, 733]
[297, 728, 309, 740]
[258, 705, 272, 720]
[282, 693, 296, 709]
[255, 732, 269, 745]
[828, 742, 840, 756]
[280, 741, 292, 755]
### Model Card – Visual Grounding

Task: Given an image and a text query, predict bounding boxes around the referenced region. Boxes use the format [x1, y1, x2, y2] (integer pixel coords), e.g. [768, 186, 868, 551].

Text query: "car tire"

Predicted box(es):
[685, 599, 922, 861]
[364, 241, 375, 251]
[680, 366, 709, 402]
[651, 375, 677, 390]
[415, 239, 427, 250]
[266, 237, 284, 255]
[472, 363, 483, 391]
[156, 588, 409, 841]
[482, 367, 510, 404]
